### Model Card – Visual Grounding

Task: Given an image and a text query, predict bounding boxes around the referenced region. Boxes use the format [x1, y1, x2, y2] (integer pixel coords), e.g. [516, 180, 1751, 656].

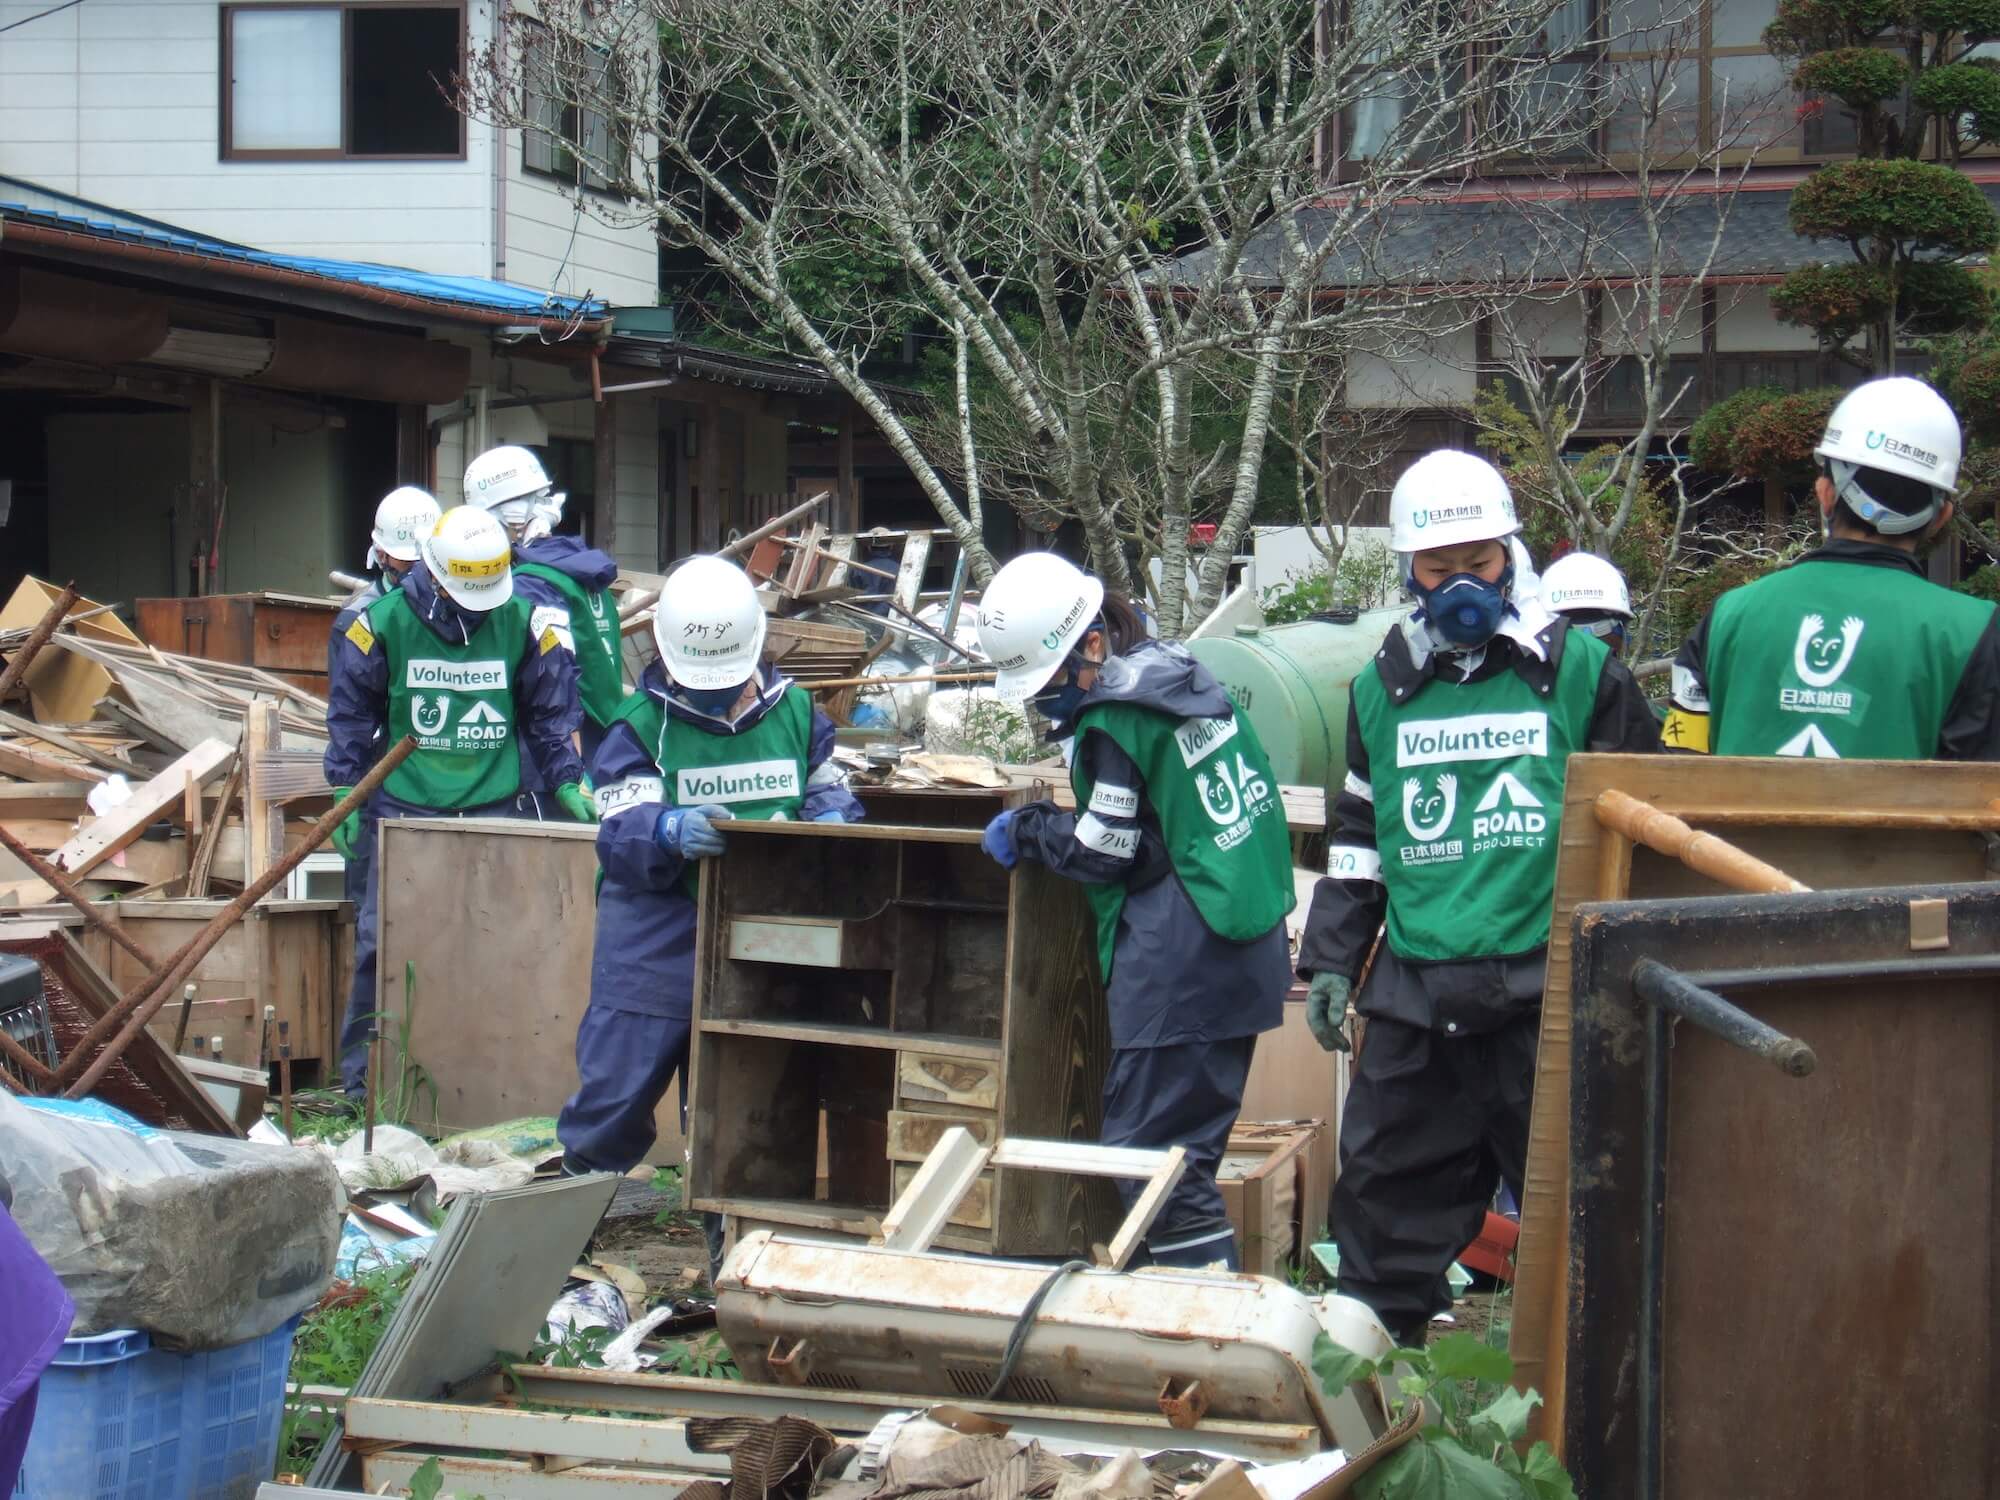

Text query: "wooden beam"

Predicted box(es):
[0, 709, 134, 775]
[876, 1125, 993, 1253]
[0, 741, 109, 784]
[48, 738, 232, 878]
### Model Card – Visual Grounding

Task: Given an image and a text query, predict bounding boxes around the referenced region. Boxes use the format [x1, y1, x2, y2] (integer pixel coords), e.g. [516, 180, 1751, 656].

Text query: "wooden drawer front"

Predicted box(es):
[898, 1051, 998, 1111]
[893, 1161, 994, 1230]
[885, 1108, 997, 1163]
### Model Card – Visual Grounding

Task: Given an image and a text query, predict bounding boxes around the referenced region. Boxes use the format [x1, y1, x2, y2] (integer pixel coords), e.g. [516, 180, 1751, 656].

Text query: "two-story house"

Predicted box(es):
[0, 0, 903, 604]
[1293, 0, 2000, 515]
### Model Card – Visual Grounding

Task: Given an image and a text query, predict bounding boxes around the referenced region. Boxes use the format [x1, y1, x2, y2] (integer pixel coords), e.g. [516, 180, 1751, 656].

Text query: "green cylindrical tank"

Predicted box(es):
[1189, 607, 1404, 805]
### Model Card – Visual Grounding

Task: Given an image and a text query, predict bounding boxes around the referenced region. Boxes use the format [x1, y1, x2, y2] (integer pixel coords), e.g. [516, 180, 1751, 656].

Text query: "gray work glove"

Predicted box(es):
[1306, 972, 1355, 1054]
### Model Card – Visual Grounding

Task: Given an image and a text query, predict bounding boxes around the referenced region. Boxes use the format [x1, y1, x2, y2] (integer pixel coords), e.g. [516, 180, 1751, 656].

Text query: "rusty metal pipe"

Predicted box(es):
[0, 823, 161, 970]
[58, 738, 415, 1096]
[0, 581, 81, 704]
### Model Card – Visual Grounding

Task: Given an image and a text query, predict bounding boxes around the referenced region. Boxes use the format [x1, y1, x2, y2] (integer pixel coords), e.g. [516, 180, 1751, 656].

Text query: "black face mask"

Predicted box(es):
[1033, 675, 1089, 728]
[674, 682, 743, 718]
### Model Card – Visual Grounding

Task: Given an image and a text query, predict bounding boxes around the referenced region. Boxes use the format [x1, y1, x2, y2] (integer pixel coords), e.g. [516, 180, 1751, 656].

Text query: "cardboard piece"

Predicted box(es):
[0, 576, 141, 724]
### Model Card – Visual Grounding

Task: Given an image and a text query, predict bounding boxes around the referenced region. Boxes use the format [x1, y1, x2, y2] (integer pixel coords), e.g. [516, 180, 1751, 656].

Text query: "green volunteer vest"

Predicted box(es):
[1705, 557, 1995, 760]
[516, 560, 625, 730]
[366, 589, 532, 810]
[613, 686, 814, 896]
[1354, 628, 1608, 962]
[1070, 701, 1296, 983]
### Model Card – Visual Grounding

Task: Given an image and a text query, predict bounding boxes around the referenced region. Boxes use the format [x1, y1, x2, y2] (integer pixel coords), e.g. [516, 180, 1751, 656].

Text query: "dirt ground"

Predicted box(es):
[594, 1208, 711, 1296]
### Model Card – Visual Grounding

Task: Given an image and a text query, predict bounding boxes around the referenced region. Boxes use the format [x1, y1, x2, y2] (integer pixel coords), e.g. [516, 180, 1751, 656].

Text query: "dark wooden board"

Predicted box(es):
[1514, 754, 2000, 1447]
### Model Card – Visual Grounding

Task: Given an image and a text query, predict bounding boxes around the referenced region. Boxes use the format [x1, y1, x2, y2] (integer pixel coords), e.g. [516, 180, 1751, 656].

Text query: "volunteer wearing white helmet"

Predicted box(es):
[557, 554, 862, 1226]
[975, 553, 1294, 1270]
[1670, 377, 2000, 759]
[324, 505, 590, 1101]
[1542, 550, 1634, 657]
[1296, 450, 1657, 1346]
[326, 485, 444, 1007]
[464, 446, 626, 812]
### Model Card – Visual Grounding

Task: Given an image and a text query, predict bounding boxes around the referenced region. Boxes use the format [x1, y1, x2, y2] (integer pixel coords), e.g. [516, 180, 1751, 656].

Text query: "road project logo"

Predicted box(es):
[455, 700, 508, 744]
[1792, 614, 1864, 689]
[1399, 773, 1463, 865]
[1471, 770, 1547, 847]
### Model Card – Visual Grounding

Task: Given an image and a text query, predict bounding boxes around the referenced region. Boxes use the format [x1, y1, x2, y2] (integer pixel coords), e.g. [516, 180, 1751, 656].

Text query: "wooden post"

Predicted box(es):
[244, 703, 281, 887]
[593, 390, 618, 557]
[837, 405, 857, 532]
[189, 379, 222, 595]
[698, 399, 722, 552]
[1595, 788, 1810, 894]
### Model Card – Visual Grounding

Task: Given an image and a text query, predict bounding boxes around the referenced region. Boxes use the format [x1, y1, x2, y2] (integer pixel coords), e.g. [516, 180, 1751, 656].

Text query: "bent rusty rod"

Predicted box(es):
[58, 738, 415, 1095]
[0, 823, 161, 970]
[0, 581, 81, 705]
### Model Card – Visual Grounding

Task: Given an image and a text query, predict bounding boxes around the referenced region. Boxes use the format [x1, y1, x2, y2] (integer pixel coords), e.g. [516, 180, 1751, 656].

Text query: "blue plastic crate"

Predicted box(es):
[16, 1315, 302, 1500]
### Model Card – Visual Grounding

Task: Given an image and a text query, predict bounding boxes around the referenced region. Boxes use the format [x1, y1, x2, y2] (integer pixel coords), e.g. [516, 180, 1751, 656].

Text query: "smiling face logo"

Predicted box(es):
[1793, 614, 1865, 689]
[411, 693, 450, 736]
[1401, 773, 1458, 842]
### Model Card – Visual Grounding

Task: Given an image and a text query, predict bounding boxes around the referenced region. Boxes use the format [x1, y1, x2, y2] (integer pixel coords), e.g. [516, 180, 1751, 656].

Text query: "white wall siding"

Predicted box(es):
[610, 393, 658, 572]
[0, 0, 654, 306]
[1714, 286, 1821, 352]
[1346, 307, 1479, 410]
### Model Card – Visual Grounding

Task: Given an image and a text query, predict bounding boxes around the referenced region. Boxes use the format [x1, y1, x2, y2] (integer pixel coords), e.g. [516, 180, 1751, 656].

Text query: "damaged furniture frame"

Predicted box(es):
[876, 1126, 1185, 1269]
[341, 1364, 1324, 1496]
[1565, 881, 2000, 1500]
[689, 821, 1121, 1257]
[1510, 754, 2000, 1448]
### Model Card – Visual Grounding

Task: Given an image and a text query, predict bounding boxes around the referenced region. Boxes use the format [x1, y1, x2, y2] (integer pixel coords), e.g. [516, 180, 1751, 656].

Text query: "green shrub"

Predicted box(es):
[1770, 263, 1894, 344]
[1690, 385, 1787, 474]
[1960, 563, 2000, 601]
[1948, 349, 2000, 442]
[1791, 159, 2000, 257]
[1794, 46, 1910, 105]
[1901, 259, 1994, 333]
[1913, 59, 2000, 142]
[1730, 388, 1845, 480]
[1914, 0, 2000, 39]
[1765, 0, 1905, 59]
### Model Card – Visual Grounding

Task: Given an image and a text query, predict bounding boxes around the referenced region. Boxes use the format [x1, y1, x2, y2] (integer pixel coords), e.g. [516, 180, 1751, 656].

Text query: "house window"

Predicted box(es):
[521, 24, 626, 193]
[222, 4, 464, 160]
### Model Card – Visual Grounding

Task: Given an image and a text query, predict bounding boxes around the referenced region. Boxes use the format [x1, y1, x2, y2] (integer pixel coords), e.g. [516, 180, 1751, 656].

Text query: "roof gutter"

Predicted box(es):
[0, 217, 612, 337]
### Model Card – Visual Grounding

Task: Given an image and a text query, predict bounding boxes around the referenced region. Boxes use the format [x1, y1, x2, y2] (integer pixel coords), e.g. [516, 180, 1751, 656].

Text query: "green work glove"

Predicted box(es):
[1306, 972, 1354, 1054]
[330, 787, 362, 861]
[556, 781, 600, 824]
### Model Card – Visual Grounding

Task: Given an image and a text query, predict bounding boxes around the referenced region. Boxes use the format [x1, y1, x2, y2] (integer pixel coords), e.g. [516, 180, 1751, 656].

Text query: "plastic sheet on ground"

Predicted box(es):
[325, 1122, 535, 1199]
[0, 1092, 341, 1349]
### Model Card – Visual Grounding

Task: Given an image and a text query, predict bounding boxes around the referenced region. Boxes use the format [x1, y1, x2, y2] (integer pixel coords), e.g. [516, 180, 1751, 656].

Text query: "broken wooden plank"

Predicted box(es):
[0, 709, 135, 775]
[0, 740, 108, 785]
[48, 739, 232, 878]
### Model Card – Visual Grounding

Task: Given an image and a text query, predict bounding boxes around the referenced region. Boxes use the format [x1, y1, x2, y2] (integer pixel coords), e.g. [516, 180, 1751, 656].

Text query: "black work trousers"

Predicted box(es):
[1330, 1012, 1536, 1344]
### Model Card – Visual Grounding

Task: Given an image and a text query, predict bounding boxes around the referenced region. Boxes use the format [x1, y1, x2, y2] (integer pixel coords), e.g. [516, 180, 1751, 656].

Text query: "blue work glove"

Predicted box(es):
[981, 810, 1020, 869]
[556, 781, 600, 824]
[329, 787, 362, 860]
[1306, 972, 1354, 1053]
[655, 804, 734, 859]
[809, 808, 848, 824]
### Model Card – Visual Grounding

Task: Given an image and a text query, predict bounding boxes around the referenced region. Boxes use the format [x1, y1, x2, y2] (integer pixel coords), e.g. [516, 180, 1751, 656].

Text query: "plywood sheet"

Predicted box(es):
[1513, 754, 2000, 1450]
[376, 819, 688, 1160]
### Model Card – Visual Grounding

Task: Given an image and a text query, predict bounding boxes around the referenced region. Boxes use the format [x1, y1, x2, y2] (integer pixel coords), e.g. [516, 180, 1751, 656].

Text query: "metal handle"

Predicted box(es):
[1631, 959, 1817, 1077]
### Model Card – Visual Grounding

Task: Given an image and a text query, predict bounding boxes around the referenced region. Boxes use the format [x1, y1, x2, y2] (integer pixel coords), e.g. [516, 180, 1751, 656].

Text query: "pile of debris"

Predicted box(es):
[0, 575, 337, 912]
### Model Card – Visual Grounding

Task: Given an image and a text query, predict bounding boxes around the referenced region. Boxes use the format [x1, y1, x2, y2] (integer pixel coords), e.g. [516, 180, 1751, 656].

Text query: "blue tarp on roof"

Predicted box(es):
[0, 192, 606, 322]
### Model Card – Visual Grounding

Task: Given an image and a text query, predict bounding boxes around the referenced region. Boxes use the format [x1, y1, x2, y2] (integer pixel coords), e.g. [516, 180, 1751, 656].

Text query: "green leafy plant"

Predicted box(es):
[278, 1261, 422, 1475]
[405, 1453, 487, 1499]
[530, 1324, 618, 1370]
[1312, 1332, 1576, 1500]
[666, 1332, 741, 1381]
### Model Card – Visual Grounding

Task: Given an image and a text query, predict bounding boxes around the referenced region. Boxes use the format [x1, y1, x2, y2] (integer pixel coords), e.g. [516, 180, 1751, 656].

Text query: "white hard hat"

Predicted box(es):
[975, 553, 1105, 705]
[369, 486, 442, 565]
[1388, 451, 1519, 554]
[422, 506, 515, 612]
[1542, 551, 1632, 618]
[1814, 376, 1961, 533]
[464, 445, 556, 530]
[654, 555, 768, 691]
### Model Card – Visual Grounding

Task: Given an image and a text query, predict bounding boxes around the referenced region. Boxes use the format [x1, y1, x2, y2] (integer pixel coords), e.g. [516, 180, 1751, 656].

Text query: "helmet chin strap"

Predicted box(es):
[1829, 459, 1940, 536]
